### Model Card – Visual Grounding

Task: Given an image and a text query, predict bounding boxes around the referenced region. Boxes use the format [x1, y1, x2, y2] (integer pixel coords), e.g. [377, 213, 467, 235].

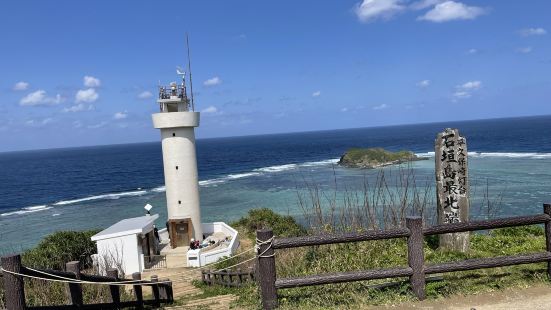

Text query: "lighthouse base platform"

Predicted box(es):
[157, 222, 239, 268]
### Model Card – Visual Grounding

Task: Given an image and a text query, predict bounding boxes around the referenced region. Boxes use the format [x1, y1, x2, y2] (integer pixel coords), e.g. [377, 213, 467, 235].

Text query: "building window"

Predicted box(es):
[172, 133, 176, 137]
[176, 166, 179, 170]
[178, 200, 181, 205]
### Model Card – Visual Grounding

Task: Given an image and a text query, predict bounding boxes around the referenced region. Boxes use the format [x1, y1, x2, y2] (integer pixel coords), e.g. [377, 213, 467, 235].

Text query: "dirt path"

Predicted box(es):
[370, 285, 551, 309]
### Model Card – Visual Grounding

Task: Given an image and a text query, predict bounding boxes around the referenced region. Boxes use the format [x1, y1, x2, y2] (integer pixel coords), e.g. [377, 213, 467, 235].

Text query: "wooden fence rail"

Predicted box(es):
[257, 203, 551, 309]
[201, 268, 255, 287]
[1, 254, 174, 310]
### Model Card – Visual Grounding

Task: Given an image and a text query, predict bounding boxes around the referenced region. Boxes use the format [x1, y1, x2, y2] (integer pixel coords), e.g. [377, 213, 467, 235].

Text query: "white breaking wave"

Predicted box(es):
[196, 158, 340, 187]
[1, 205, 52, 217]
[416, 151, 551, 159]
[469, 152, 551, 159]
[254, 164, 297, 173]
[53, 190, 147, 206]
[415, 152, 435, 158]
[151, 186, 166, 193]
[300, 158, 340, 167]
[0, 158, 340, 217]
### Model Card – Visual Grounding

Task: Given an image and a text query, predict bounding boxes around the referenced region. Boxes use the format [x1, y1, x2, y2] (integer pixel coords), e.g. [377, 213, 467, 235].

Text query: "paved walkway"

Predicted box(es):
[370, 285, 551, 310]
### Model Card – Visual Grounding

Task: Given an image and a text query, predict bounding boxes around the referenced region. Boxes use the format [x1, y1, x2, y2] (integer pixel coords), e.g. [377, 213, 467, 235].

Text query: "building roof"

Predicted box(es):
[91, 214, 159, 241]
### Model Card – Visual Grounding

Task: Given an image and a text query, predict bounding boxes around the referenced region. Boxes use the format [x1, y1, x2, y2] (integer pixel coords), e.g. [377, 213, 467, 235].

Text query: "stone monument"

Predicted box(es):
[435, 128, 470, 252]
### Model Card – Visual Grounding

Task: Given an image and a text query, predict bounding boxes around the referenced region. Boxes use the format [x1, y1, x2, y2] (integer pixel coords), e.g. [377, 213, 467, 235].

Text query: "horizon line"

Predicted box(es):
[1, 113, 550, 154]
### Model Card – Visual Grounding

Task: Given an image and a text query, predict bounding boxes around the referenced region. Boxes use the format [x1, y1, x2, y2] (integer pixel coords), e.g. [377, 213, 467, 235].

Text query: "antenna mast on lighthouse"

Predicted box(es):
[186, 33, 195, 112]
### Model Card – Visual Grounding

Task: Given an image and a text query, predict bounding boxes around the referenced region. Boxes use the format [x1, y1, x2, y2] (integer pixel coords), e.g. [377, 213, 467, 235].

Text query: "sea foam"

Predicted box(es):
[53, 190, 147, 206]
[416, 151, 551, 159]
[1, 205, 52, 217]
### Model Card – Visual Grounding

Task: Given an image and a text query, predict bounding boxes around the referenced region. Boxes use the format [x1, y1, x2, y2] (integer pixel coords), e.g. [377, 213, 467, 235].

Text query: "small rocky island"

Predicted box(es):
[338, 148, 427, 169]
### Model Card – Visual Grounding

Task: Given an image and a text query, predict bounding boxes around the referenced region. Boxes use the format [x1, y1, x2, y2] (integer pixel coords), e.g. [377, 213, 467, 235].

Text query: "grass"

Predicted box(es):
[191, 210, 551, 309]
[0, 229, 135, 308]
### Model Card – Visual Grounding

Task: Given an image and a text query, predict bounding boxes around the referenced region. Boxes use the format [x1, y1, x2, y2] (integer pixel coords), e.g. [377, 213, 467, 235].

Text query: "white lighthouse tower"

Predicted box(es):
[152, 69, 202, 249]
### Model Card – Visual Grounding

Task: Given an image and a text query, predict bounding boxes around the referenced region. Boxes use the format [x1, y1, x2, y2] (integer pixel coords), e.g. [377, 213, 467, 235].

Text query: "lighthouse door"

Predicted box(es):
[175, 222, 189, 247]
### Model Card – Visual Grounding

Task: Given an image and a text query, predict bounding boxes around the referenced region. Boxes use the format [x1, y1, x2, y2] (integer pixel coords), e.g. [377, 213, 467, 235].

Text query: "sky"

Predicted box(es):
[0, 0, 550, 152]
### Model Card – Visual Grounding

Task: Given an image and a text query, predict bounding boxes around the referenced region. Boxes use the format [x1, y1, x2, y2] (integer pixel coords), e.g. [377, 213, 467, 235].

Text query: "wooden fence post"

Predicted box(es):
[257, 229, 278, 310]
[237, 268, 243, 286]
[66, 261, 83, 307]
[106, 268, 120, 307]
[406, 216, 426, 300]
[207, 270, 212, 286]
[159, 278, 169, 300]
[544, 204, 551, 280]
[225, 269, 232, 287]
[1, 254, 26, 310]
[151, 275, 160, 307]
[166, 280, 174, 303]
[132, 272, 143, 309]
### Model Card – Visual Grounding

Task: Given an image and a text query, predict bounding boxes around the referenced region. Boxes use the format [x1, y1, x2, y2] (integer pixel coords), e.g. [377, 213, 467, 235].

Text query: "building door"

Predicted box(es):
[175, 222, 189, 247]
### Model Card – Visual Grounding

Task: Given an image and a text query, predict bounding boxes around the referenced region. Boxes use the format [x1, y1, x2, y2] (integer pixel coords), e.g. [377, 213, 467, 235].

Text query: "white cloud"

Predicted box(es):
[341, 107, 349, 112]
[13, 81, 29, 91]
[459, 80, 481, 90]
[63, 103, 88, 113]
[418, 1, 486, 22]
[138, 91, 153, 99]
[452, 91, 471, 99]
[312, 90, 321, 97]
[516, 47, 533, 54]
[25, 118, 53, 127]
[453, 80, 482, 99]
[354, 0, 405, 23]
[373, 103, 389, 110]
[201, 106, 218, 114]
[467, 48, 478, 55]
[88, 121, 107, 129]
[518, 28, 546, 36]
[75, 88, 99, 103]
[410, 0, 444, 10]
[72, 120, 83, 128]
[20, 90, 63, 106]
[417, 80, 430, 88]
[113, 111, 128, 120]
[83, 76, 101, 87]
[203, 76, 222, 86]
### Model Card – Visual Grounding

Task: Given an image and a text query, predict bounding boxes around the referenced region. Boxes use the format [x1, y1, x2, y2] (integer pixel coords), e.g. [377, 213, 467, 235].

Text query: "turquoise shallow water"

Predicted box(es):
[1, 116, 551, 252]
[1, 154, 550, 252]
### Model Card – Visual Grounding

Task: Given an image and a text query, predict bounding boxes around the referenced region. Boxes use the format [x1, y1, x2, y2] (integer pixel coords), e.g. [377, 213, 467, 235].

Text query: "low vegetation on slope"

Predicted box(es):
[198, 209, 550, 309]
[0, 230, 133, 308]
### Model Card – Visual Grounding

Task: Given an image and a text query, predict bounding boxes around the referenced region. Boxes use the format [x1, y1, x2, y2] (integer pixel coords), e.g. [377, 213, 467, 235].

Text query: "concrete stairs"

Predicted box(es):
[142, 267, 239, 309]
[142, 267, 202, 297]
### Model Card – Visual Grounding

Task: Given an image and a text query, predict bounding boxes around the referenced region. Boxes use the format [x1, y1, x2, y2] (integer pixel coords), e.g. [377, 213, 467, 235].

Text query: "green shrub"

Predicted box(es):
[232, 208, 306, 239]
[22, 230, 99, 269]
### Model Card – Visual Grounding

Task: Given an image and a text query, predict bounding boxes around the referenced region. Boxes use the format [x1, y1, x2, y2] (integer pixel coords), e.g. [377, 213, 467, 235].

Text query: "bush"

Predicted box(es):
[22, 230, 100, 270]
[232, 208, 306, 239]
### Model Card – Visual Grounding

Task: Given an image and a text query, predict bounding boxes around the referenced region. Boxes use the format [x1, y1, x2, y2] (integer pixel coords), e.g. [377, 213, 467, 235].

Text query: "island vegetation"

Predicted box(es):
[338, 147, 427, 169]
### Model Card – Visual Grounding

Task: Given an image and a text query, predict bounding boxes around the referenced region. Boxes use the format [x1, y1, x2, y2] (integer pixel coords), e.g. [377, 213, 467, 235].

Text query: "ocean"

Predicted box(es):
[1, 115, 551, 252]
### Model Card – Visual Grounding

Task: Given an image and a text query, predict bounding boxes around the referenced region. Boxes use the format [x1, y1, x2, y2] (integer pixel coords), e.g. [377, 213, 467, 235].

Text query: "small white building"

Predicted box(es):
[91, 214, 159, 276]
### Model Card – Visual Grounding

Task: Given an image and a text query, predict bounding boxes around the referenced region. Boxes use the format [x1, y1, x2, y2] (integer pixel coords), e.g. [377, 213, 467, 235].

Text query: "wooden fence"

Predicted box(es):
[1, 254, 174, 310]
[143, 254, 167, 270]
[257, 203, 551, 309]
[201, 267, 255, 287]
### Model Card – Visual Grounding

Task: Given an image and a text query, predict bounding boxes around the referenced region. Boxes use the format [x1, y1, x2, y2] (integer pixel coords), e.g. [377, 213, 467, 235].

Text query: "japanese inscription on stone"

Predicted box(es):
[435, 128, 470, 251]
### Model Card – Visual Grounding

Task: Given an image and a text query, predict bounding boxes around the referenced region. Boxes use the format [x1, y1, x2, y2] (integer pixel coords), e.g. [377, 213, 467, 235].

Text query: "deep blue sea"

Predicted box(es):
[1, 115, 551, 251]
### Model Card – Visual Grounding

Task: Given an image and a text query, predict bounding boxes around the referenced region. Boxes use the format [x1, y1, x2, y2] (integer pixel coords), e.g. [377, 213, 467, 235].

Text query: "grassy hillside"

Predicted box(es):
[197, 209, 550, 309]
